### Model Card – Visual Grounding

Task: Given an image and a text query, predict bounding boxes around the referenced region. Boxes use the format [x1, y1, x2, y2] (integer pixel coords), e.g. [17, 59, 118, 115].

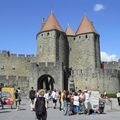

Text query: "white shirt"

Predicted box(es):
[85, 92, 89, 102]
[73, 96, 79, 106]
[44, 93, 49, 100]
[117, 92, 120, 97]
[51, 91, 58, 100]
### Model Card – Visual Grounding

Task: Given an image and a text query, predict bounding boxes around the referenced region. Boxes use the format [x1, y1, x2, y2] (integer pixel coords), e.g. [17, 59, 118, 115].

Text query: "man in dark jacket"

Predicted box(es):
[29, 87, 36, 110]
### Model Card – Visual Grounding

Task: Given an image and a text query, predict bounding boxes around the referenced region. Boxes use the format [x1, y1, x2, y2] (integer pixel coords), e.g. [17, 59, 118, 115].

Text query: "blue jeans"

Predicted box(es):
[73, 105, 79, 113]
[64, 102, 70, 115]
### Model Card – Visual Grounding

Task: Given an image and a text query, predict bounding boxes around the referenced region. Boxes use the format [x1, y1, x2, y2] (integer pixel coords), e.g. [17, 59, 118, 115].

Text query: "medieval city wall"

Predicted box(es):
[103, 60, 120, 70]
[72, 68, 120, 93]
[0, 50, 36, 94]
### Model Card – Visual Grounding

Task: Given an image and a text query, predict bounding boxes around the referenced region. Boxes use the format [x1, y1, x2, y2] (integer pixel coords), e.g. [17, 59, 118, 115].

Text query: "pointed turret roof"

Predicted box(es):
[41, 12, 63, 32]
[66, 25, 75, 36]
[76, 16, 96, 35]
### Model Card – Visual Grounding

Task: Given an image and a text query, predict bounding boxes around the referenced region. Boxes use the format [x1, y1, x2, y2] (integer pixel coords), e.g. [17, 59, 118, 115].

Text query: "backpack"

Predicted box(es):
[29, 90, 36, 99]
[35, 97, 46, 115]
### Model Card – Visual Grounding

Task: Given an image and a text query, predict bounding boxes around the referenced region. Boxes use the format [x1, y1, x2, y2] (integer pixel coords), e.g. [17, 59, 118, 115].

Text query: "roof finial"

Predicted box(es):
[84, 10, 87, 16]
[42, 18, 45, 22]
[67, 23, 70, 27]
[51, 9, 53, 14]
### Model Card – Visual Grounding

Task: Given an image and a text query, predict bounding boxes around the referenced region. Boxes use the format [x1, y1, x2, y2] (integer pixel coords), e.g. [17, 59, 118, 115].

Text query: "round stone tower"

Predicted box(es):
[69, 16, 101, 70]
[36, 12, 69, 67]
[35, 12, 69, 90]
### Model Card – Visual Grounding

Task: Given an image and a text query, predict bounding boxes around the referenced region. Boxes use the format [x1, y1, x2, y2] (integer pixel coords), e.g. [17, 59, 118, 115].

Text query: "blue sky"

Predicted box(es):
[0, 0, 120, 61]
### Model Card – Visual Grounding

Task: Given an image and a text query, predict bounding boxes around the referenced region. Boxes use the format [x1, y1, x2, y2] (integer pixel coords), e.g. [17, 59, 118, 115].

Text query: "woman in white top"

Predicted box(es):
[84, 90, 90, 109]
[44, 90, 50, 108]
[73, 92, 80, 114]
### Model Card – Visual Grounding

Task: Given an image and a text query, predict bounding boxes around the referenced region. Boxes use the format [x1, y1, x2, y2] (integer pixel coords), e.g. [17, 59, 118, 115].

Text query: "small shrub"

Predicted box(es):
[106, 93, 116, 98]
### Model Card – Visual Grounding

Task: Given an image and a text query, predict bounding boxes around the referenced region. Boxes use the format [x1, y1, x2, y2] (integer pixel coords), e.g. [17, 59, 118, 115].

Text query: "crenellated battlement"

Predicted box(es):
[0, 50, 35, 60]
[103, 61, 117, 65]
[10, 53, 17, 57]
[102, 60, 120, 70]
[36, 62, 60, 68]
[0, 50, 10, 56]
[102, 59, 120, 65]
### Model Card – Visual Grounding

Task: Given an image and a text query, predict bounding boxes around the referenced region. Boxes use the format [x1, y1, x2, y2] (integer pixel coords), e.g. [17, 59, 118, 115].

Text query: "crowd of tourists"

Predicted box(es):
[1, 86, 120, 120]
[28, 87, 108, 120]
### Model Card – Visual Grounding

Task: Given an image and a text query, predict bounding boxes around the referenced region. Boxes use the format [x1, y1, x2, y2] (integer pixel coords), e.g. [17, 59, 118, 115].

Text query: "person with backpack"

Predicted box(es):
[29, 87, 36, 110]
[34, 89, 47, 120]
[14, 89, 20, 110]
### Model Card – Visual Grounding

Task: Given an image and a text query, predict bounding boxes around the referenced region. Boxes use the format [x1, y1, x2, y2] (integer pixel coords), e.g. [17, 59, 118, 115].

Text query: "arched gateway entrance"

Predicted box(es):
[37, 74, 55, 90]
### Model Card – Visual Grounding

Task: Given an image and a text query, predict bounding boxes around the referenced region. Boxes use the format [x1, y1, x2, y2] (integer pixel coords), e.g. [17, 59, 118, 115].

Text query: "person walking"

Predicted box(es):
[14, 89, 20, 110]
[29, 87, 36, 110]
[34, 89, 47, 120]
[51, 90, 58, 109]
[44, 90, 50, 109]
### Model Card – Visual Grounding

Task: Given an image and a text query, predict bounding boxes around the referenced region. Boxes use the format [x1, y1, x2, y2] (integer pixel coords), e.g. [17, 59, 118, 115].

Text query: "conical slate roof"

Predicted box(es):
[41, 12, 63, 32]
[76, 16, 96, 35]
[66, 25, 75, 35]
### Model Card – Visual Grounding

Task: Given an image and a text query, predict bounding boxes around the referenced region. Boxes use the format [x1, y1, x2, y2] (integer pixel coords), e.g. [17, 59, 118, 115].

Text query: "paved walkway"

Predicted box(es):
[0, 98, 120, 120]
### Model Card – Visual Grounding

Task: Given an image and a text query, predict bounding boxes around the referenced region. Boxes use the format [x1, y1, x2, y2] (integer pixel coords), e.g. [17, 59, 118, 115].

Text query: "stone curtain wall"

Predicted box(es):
[0, 75, 29, 95]
[0, 51, 33, 95]
[72, 68, 120, 93]
[103, 60, 120, 70]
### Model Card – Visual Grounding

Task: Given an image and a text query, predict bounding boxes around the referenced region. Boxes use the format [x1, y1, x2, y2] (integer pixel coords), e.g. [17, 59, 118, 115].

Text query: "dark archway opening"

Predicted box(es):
[37, 74, 55, 91]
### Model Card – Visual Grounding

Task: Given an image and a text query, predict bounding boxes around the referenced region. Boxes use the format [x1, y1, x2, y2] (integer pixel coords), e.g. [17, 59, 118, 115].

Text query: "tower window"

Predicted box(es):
[74, 38, 75, 40]
[79, 36, 81, 38]
[0, 65, 4, 70]
[85, 35, 88, 38]
[12, 66, 15, 70]
[41, 34, 43, 36]
[47, 32, 49, 36]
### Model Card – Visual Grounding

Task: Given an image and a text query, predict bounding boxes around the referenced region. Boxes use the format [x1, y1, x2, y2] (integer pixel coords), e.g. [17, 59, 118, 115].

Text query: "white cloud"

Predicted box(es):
[94, 4, 105, 12]
[101, 51, 118, 62]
